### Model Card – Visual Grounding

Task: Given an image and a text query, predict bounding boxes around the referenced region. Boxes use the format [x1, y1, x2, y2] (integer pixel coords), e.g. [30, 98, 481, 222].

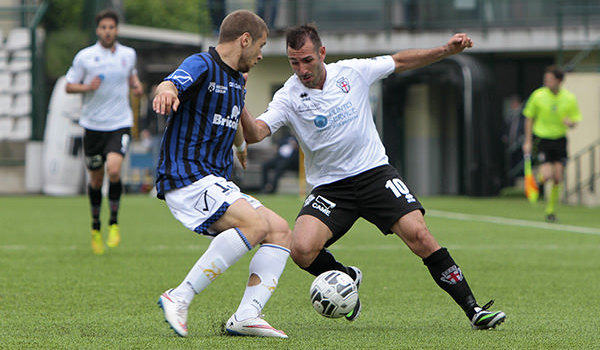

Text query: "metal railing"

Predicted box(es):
[564, 138, 600, 204]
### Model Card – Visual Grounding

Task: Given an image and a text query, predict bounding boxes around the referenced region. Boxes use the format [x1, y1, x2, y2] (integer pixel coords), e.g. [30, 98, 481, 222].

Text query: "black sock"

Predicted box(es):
[302, 248, 355, 279]
[88, 185, 102, 231]
[108, 180, 122, 225]
[423, 247, 478, 318]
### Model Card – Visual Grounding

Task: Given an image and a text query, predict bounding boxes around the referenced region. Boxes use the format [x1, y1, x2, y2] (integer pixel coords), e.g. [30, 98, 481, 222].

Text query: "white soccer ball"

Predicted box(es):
[309, 270, 358, 318]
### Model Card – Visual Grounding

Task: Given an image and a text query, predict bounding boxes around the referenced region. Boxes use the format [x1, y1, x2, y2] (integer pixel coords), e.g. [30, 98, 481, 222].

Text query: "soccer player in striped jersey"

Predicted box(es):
[153, 10, 291, 338]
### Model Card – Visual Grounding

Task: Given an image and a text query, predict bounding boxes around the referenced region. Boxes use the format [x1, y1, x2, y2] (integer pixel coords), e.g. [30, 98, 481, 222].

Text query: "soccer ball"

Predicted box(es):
[309, 270, 358, 318]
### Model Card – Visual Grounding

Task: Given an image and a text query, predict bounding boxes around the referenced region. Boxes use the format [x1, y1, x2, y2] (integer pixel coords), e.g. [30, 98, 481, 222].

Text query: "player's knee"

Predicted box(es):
[290, 239, 318, 268]
[264, 219, 291, 248]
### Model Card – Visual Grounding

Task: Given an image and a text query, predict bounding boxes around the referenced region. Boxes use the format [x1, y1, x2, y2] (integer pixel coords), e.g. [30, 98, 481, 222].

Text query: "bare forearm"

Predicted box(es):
[65, 83, 92, 93]
[240, 107, 270, 143]
[393, 46, 450, 72]
[393, 33, 473, 72]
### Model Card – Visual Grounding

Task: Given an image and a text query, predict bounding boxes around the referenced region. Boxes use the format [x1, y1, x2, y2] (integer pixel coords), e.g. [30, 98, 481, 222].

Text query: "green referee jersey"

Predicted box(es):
[522, 86, 582, 139]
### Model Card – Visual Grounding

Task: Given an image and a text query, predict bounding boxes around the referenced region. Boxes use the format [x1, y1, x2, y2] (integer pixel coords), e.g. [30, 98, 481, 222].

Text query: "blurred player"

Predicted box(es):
[241, 24, 506, 330]
[522, 65, 581, 222]
[66, 9, 143, 255]
[153, 10, 291, 338]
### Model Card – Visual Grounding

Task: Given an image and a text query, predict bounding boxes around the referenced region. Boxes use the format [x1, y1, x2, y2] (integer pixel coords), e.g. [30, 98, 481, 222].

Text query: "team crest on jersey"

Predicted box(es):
[440, 265, 463, 285]
[313, 115, 328, 128]
[336, 77, 350, 93]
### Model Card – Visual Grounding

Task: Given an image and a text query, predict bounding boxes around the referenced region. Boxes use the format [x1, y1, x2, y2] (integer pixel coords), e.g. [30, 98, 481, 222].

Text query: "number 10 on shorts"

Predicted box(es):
[385, 178, 416, 203]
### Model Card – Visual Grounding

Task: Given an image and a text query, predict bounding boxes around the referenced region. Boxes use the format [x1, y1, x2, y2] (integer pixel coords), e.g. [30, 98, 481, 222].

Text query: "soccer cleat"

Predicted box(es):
[471, 300, 506, 330]
[225, 314, 288, 338]
[107, 224, 121, 248]
[545, 213, 557, 223]
[91, 229, 104, 255]
[345, 266, 362, 321]
[158, 289, 189, 337]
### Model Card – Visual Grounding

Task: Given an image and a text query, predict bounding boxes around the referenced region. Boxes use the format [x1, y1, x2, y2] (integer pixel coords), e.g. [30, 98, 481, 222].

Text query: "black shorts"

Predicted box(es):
[533, 136, 567, 166]
[83, 127, 131, 170]
[297, 164, 425, 247]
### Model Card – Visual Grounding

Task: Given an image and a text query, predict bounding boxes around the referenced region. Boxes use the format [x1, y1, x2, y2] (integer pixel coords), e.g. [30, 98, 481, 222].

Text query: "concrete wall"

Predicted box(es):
[562, 73, 600, 205]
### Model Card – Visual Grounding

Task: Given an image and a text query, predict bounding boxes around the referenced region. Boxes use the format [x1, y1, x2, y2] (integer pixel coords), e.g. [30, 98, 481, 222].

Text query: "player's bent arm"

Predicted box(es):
[234, 125, 247, 169]
[65, 77, 101, 94]
[152, 81, 179, 115]
[129, 74, 144, 96]
[392, 33, 473, 72]
[240, 107, 271, 143]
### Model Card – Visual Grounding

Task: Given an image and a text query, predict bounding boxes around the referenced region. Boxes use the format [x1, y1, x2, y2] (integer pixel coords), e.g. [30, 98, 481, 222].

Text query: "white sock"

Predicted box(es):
[234, 244, 290, 321]
[171, 228, 252, 303]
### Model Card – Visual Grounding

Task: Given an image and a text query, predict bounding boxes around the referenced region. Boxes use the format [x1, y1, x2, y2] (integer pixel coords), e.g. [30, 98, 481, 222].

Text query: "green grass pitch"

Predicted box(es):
[1, 194, 600, 349]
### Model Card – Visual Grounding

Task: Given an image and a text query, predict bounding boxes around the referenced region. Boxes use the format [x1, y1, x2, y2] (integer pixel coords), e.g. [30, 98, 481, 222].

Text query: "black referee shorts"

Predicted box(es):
[533, 136, 568, 166]
[297, 164, 425, 247]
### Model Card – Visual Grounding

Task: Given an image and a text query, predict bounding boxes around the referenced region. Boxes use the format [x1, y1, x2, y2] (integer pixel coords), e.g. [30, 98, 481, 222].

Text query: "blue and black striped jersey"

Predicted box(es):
[156, 47, 246, 199]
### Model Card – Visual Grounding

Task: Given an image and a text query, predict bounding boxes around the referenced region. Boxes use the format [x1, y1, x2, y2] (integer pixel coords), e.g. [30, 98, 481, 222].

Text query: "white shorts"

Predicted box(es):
[164, 175, 262, 236]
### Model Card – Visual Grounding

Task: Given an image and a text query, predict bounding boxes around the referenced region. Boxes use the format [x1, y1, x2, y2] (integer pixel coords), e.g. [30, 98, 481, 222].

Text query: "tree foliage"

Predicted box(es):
[124, 0, 211, 34]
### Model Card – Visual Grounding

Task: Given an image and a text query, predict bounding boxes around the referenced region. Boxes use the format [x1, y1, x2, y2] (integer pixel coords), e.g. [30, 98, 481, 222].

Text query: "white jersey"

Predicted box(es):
[258, 56, 395, 188]
[66, 42, 137, 131]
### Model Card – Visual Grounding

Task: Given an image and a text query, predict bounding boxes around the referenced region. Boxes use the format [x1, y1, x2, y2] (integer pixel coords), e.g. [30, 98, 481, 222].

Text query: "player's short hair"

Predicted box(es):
[219, 10, 268, 44]
[545, 65, 564, 81]
[96, 9, 119, 26]
[286, 24, 322, 51]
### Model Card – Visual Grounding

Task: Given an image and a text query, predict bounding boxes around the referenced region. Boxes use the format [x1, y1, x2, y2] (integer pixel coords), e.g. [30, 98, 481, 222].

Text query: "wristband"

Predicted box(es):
[234, 140, 246, 152]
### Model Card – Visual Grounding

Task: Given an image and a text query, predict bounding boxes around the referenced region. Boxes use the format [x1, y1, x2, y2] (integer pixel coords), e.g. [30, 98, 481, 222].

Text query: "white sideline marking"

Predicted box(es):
[427, 209, 600, 236]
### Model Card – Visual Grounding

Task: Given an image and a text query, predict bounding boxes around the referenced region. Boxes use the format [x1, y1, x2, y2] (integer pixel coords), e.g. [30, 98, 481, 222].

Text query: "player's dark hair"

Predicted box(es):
[286, 24, 322, 52]
[546, 65, 564, 81]
[219, 10, 268, 44]
[96, 9, 119, 26]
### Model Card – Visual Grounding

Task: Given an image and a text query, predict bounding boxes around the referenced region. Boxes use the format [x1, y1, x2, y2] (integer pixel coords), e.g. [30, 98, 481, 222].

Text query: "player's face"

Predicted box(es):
[239, 31, 267, 73]
[287, 39, 326, 89]
[96, 17, 118, 49]
[543, 72, 562, 92]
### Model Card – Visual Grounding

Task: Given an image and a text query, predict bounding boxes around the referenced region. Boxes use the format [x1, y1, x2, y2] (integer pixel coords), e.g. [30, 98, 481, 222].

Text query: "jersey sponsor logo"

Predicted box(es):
[313, 102, 358, 131]
[313, 115, 328, 128]
[167, 69, 193, 86]
[440, 265, 463, 285]
[228, 81, 243, 90]
[213, 105, 240, 129]
[311, 195, 336, 216]
[336, 77, 350, 93]
[208, 82, 228, 94]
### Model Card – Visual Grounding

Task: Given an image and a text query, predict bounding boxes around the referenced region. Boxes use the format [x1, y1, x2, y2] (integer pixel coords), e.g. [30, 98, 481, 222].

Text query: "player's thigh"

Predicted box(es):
[357, 165, 424, 234]
[292, 214, 333, 255]
[212, 198, 269, 246]
[165, 176, 266, 243]
[390, 210, 440, 258]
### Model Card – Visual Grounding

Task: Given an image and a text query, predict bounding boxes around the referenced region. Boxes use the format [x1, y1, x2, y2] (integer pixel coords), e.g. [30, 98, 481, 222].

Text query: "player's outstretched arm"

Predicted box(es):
[240, 107, 271, 144]
[152, 81, 179, 115]
[392, 33, 473, 72]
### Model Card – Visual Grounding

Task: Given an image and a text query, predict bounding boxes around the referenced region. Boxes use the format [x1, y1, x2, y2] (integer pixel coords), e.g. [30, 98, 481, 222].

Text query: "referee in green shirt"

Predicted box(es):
[522, 65, 582, 222]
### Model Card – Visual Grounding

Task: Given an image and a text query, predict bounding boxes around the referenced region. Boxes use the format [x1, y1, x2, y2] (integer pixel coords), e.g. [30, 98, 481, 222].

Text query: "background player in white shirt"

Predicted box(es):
[241, 24, 506, 330]
[65, 9, 143, 255]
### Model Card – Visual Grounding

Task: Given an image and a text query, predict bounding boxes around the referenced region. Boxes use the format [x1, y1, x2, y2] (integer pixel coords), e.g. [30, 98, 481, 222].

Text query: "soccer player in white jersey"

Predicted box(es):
[241, 24, 506, 330]
[153, 10, 290, 338]
[66, 9, 143, 255]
